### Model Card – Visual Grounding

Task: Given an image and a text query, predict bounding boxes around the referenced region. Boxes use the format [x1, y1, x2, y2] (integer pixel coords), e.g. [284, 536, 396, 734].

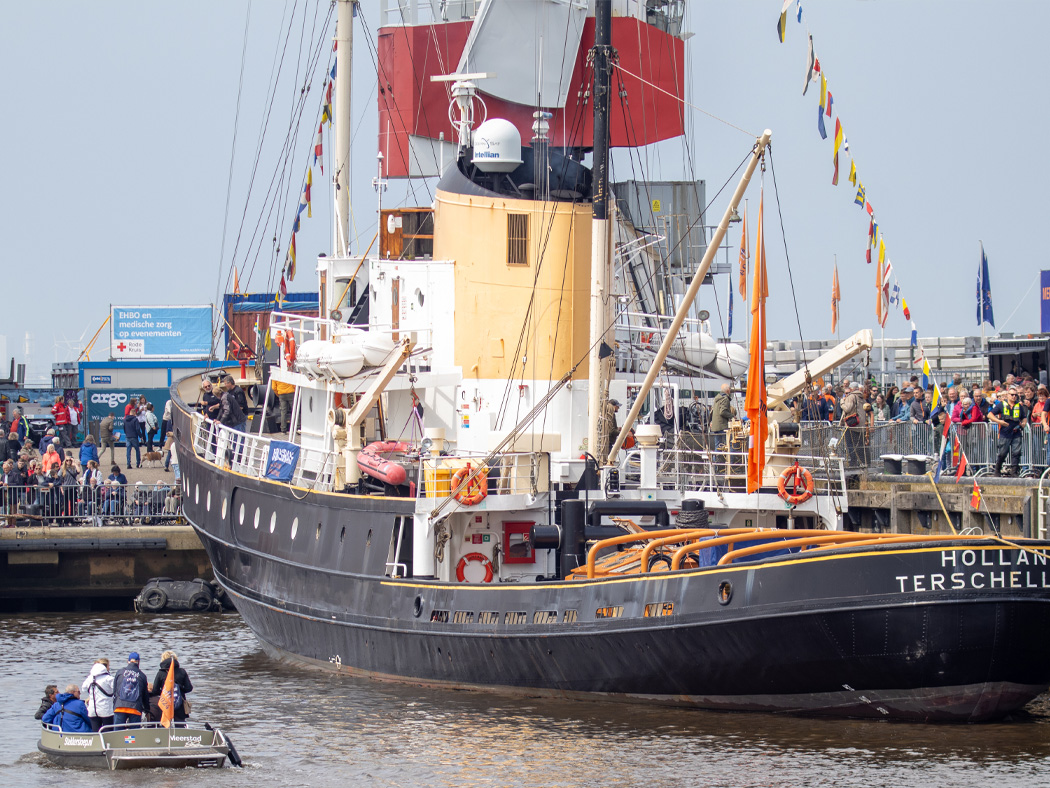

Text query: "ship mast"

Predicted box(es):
[587, 0, 614, 460]
[333, 0, 354, 258]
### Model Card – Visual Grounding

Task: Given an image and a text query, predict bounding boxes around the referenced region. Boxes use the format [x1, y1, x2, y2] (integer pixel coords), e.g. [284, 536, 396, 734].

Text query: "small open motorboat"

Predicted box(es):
[38, 721, 239, 770]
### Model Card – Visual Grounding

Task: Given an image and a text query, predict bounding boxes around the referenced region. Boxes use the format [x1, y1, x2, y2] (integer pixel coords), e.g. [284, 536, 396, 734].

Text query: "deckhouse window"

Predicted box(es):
[507, 213, 529, 265]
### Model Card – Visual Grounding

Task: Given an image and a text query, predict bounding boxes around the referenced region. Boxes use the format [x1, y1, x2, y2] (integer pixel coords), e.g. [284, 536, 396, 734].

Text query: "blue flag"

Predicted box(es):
[817, 103, 827, 140]
[265, 440, 300, 482]
[978, 244, 995, 327]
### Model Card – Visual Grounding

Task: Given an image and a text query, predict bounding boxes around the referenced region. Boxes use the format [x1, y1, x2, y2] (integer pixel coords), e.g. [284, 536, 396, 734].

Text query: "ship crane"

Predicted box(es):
[765, 329, 875, 411]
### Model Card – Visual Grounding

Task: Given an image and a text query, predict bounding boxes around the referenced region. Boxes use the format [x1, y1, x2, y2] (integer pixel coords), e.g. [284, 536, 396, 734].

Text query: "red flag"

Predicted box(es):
[314, 123, 324, 174]
[955, 451, 968, 481]
[971, 479, 982, 509]
[865, 202, 874, 216]
[745, 191, 768, 494]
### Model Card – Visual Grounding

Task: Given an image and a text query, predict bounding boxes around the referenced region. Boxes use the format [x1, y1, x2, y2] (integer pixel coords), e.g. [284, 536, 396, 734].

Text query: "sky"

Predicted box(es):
[2, 1, 1047, 381]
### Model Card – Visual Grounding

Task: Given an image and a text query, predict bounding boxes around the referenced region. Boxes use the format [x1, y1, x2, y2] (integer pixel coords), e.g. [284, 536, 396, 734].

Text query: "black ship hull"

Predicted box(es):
[176, 416, 1050, 722]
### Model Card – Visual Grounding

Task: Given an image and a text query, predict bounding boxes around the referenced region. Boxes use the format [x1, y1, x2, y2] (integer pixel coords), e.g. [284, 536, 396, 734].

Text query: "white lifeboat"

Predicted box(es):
[712, 342, 749, 378]
[668, 330, 717, 368]
[294, 339, 364, 379]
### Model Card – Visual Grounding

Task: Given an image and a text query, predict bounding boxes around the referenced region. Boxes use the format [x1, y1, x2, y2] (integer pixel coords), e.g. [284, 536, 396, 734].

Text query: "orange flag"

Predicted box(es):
[737, 207, 749, 298]
[158, 661, 176, 728]
[233, 266, 241, 295]
[831, 263, 840, 334]
[745, 190, 768, 494]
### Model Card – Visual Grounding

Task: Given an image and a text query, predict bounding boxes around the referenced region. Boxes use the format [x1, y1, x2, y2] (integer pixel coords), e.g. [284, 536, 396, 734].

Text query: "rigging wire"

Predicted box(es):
[210, 0, 255, 363]
[767, 144, 812, 383]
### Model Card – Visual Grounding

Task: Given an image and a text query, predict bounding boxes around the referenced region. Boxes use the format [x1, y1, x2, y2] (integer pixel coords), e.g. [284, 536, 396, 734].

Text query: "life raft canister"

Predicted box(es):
[456, 552, 494, 583]
[452, 463, 488, 506]
[777, 463, 815, 506]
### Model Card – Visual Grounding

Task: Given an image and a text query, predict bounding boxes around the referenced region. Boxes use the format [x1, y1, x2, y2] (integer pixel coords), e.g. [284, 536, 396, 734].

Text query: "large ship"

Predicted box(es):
[173, 0, 1050, 721]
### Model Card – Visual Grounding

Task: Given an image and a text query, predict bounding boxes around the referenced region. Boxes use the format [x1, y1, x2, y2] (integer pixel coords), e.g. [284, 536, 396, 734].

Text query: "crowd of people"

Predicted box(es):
[0, 397, 181, 525]
[792, 372, 1043, 477]
[35, 650, 193, 732]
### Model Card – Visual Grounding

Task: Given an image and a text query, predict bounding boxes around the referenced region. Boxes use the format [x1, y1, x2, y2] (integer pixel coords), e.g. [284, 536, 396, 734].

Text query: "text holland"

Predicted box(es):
[895, 548, 1050, 593]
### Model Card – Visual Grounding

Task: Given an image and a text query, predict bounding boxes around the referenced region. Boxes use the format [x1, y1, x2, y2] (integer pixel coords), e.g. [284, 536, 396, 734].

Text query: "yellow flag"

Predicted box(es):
[878, 238, 885, 265]
[922, 358, 933, 378]
[931, 385, 941, 410]
[306, 168, 313, 218]
[848, 160, 856, 186]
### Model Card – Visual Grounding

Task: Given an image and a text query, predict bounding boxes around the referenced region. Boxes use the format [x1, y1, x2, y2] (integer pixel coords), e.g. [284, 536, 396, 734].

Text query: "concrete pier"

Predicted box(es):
[0, 525, 212, 611]
[847, 474, 1043, 538]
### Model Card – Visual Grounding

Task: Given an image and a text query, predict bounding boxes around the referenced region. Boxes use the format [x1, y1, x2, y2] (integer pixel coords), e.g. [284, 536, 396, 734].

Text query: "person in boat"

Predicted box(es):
[81, 658, 115, 731]
[149, 650, 193, 722]
[272, 377, 296, 434]
[198, 380, 221, 420]
[34, 684, 58, 720]
[223, 376, 249, 428]
[41, 684, 92, 733]
[604, 398, 621, 452]
[710, 383, 735, 439]
[111, 652, 151, 726]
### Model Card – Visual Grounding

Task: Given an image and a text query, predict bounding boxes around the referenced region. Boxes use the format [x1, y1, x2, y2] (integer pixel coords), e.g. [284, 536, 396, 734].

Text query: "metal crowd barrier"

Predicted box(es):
[797, 419, 1050, 476]
[0, 482, 182, 526]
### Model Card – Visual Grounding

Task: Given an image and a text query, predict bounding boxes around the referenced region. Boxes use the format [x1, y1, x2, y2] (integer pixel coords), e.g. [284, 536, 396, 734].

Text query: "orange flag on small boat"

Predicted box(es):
[745, 190, 768, 495]
[158, 661, 176, 728]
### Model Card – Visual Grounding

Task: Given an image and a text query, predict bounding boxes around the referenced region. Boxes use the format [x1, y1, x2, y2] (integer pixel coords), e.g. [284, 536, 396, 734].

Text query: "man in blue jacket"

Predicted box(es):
[41, 685, 93, 732]
[111, 652, 151, 726]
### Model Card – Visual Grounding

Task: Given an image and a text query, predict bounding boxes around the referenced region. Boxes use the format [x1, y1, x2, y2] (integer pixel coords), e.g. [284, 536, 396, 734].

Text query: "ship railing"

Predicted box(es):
[0, 482, 182, 526]
[191, 415, 336, 491]
[417, 451, 548, 499]
[621, 446, 846, 499]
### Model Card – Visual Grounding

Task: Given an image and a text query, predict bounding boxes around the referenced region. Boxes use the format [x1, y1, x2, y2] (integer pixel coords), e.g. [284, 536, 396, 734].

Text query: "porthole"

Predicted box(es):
[221, 497, 227, 520]
[718, 581, 733, 606]
[206, 491, 211, 512]
[316, 523, 322, 541]
[269, 512, 277, 534]
[339, 526, 346, 543]
[291, 517, 299, 539]
[413, 596, 423, 617]
[254, 508, 260, 530]
[366, 529, 372, 547]
[308, 395, 314, 413]
[195, 484, 199, 505]
[239, 503, 245, 525]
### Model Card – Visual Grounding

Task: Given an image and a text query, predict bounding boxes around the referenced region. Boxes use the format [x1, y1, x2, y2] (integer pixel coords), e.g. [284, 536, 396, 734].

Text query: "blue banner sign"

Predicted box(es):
[111, 305, 212, 359]
[90, 375, 112, 384]
[264, 440, 301, 482]
[1042, 271, 1050, 333]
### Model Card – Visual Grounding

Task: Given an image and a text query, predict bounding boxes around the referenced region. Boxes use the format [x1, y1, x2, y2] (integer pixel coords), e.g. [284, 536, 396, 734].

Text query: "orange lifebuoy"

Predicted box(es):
[274, 330, 297, 365]
[777, 463, 815, 506]
[452, 463, 488, 506]
[456, 552, 494, 583]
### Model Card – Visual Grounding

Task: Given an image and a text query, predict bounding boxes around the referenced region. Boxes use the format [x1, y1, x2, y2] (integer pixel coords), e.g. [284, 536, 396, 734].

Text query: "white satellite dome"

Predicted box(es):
[472, 118, 523, 173]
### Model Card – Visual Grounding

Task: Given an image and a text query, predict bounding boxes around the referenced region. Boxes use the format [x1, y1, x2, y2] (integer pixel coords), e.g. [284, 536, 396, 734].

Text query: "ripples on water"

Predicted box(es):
[2, 612, 1049, 787]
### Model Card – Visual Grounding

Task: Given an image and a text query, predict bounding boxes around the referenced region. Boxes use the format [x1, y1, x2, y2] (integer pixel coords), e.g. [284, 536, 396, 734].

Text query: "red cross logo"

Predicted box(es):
[117, 342, 127, 352]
